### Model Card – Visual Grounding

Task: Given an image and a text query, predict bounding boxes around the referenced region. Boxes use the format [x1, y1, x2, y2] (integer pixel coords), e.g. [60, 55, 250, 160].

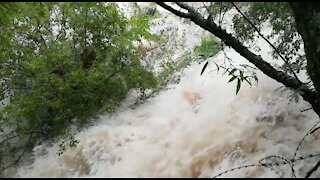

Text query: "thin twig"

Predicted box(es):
[0, 131, 44, 145]
[230, 2, 301, 83]
[218, 3, 223, 26]
[220, 3, 230, 25]
[306, 159, 320, 178]
[202, 2, 211, 20]
[156, 2, 191, 18]
[292, 120, 320, 177]
[0, 133, 33, 173]
[301, 107, 313, 112]
[213, 153, 320, 178]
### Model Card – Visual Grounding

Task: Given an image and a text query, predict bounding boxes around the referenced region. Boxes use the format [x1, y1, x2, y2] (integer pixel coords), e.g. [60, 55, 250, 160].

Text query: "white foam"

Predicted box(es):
[10, 2, 320, 178]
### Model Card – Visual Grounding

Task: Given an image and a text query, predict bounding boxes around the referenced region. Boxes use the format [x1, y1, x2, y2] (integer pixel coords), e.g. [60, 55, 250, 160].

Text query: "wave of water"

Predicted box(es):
[8, 3, 320, 178]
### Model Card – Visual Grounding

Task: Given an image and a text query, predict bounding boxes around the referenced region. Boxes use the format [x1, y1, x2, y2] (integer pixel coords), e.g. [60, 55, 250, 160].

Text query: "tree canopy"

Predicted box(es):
[0, 2, 159, 172]
[1, 2, 320, 178]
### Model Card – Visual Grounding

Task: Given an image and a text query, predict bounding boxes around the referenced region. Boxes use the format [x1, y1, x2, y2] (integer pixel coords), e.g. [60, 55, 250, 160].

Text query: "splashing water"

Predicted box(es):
[7, 3, 320, 178]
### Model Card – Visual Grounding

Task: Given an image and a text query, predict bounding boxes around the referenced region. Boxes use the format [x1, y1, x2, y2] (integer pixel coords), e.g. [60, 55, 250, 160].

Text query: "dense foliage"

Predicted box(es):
[231, 2, 306, 76]
[194, 36, 220, 59]
[188, 2, 310, 96]
[0, 2, 159, 171]
[230, 2, 314, 99]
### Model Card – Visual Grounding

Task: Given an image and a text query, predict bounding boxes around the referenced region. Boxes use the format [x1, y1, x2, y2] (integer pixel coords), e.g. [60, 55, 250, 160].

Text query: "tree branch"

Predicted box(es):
[0, 131, 44, 145]
[156, 2, 191, 18]
[306, 159, 320, 178]
[230, 2, 301, 83]
[0, 133, 33, 173]
[156, 2, 320, 115]
[176, 2, 193, 12]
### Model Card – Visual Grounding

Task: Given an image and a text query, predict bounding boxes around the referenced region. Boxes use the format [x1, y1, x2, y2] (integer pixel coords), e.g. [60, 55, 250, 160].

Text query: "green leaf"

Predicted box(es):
[236, 78, 241, 95]
[229, 68, 236, 75]
[30, 59, 43, 70]
[200, 61, 209, 76]
[228, 75, 237, 83]
[240, 71, 244, 79]
[213, 61, 220, 73]
[194, 36, 220, 58]
[254, 75, 258, 82]
[244, 77, 252, 86]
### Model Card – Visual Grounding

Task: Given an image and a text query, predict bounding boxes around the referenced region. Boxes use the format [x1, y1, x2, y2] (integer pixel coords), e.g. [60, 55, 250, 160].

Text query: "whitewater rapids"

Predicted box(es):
[8, 2, 320, 178]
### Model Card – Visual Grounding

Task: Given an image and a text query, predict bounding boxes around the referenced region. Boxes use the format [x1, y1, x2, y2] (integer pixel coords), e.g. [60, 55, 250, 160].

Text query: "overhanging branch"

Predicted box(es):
[156, 2, 319, 115]
[156, 2, 191, 18]
[230, 2, 301, 83]
[176, 2, 193, 12]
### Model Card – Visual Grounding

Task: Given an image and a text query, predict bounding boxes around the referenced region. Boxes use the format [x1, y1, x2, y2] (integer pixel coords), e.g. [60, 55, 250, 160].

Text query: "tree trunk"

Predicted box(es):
[290, 3, 320, 115]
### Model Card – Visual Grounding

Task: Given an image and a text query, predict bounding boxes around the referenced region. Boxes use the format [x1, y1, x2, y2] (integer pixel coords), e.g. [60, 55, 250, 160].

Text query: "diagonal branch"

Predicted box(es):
[305, 159, 320, 178]
[176, 2, 193, 11]
[156, 2, 320, 115]
[0, 133, 33, 173]
[156, 2, 191, 18]
[230, 2, 301, 83]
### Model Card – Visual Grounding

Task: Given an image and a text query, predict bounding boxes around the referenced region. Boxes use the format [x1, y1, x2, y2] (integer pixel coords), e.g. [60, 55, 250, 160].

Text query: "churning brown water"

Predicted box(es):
[7, 3, 320, 178]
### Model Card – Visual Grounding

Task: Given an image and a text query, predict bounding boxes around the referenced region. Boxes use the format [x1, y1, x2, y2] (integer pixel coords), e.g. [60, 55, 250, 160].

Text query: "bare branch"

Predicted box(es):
[0, 131, 44, 145]
[155, 2, 191, 18]
[306, 159, 320, 178]
[218, 3, 223, 26]
[176, 2, 194, 12]
[301, 107, 313, 112]
[202, 2, 211, 20]
[220, 3, 230, 25]
[0, 133, 33, 173]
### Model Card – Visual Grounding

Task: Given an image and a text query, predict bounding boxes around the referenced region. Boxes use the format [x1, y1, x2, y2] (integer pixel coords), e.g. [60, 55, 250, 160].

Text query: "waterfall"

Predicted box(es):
[7, 2, 320, 178]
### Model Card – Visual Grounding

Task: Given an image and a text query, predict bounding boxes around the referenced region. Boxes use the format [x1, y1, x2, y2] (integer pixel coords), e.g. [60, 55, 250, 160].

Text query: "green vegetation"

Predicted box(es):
[0, 2, 160, 171]
[232, 2, 306, 74]
[157, 52, 192, 87]
[156, 36, 221, 89]
[194, 36, 220, 59]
